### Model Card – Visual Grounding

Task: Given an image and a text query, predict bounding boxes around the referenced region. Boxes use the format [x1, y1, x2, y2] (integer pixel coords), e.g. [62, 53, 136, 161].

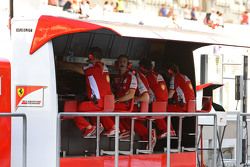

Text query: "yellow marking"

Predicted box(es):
[161, 84, 166, 90]
[17, 88, 24, 97]
[106, 75, 110, 83]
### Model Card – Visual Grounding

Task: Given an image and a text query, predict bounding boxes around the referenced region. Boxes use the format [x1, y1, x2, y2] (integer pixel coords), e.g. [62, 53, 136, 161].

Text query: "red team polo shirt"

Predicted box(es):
[114, 71, 137, 98]
[145, 71, 168, 102]
[169, 72, 195, 104]
[83, 62, 112, 101]
[77, 61, 114, 131]
[136, 71, 149, 96]
[144, 71, 170, 133]
[113, 71, 137, 111]
[133, 71, 150, 112]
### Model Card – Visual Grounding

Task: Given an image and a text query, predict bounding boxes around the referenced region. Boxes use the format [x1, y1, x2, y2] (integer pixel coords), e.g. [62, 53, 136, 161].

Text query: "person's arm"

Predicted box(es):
[57, 61, 84, 74]
[135, 92, 149, 103]
[168, 89, 175, 99]
[116, 89, 135, 102]
[168, 76, 175, 99]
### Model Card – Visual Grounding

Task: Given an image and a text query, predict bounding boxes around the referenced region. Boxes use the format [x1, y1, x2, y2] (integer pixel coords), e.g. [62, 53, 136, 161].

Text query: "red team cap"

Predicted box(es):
[128, 62, 133, 70]
[87, 47, 103, 62]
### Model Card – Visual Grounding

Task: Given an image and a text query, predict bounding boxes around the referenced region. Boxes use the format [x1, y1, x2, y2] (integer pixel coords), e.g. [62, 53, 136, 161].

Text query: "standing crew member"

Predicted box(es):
[59, 47, 115, 137]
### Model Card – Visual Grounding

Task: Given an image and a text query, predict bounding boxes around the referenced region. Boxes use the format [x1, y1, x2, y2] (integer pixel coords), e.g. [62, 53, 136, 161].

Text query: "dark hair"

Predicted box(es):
[88, 47, 103, 59]
[139, 58, 153, 70]
[118, 54, 129, 61]
[168, 63, 179, 73]
[63, 1, 72, 11]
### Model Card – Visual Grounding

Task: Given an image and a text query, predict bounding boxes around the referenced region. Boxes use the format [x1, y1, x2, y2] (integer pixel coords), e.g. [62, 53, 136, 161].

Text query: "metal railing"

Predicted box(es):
[0, 113, 27, 167]
[236, 112, 250, 167]
[57, 112, 218, 167]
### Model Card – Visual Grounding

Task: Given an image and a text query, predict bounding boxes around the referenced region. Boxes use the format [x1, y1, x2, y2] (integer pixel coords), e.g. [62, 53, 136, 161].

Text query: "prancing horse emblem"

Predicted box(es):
[17, 88, 24, 97]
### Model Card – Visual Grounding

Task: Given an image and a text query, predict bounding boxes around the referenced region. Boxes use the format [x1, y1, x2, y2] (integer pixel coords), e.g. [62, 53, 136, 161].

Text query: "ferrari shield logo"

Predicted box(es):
[17, 88, 24, 97]
[188, 83, 193, 90]
[106, 75, 110, 83]
[160, 84, 166, 90]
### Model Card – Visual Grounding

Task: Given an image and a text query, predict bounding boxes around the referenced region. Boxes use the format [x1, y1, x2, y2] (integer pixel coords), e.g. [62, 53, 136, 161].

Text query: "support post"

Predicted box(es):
[242, 56, 248, 164]
[167, 116, 171, 167]
[115, 116, 120, 167]
[96, 116, 100, 156]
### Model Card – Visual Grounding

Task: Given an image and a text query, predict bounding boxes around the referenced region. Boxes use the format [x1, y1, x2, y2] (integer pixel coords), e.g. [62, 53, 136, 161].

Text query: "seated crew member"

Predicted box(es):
[139, 58, 176, 139]
[135, 70, 157, 148]
[119, 69, 157, 149]
[58, 47, 115, 137]
[167, 63, 195, 111]
[112, 55, 137, 136]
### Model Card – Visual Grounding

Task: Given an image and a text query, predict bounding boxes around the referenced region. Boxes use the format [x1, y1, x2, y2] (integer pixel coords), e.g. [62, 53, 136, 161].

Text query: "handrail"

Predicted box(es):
[0, 113, 27, 167]
[236, 113, 250, 167]
[57, 112, 218, 167]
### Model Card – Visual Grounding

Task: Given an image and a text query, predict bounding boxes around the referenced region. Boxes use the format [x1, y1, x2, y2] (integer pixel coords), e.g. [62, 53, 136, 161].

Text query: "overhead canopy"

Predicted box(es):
[29, 15, 119, 54]
[30, 15, 250, 54]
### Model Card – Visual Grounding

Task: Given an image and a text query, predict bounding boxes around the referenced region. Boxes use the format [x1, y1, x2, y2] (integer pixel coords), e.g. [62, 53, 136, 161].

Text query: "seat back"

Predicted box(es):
[201, 96, 212, 112]
[103, 95, 115, 112]
[187, 100, 196, 112]
[150, 101, 167, 119]
[63, 100, 78, 119]
[114, 98, 135, 112]
[151, 101, 167, 112]
[64, 100, 78, 112]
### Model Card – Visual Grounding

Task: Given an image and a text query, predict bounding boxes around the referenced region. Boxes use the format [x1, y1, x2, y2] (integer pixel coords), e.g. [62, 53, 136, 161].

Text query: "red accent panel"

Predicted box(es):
[61, 157, 104, 167]
[30, 15, 119, 54]
[0, 58, 11, 167]
[61, 152, 196, 167]
[196, 83, 213, 91]
[15, 86, 45, 107]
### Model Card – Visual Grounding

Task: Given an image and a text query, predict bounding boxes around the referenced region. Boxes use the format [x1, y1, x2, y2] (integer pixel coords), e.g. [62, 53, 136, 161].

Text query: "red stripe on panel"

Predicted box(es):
[0, 58, 11, 167]
[61, 152, 196, 167]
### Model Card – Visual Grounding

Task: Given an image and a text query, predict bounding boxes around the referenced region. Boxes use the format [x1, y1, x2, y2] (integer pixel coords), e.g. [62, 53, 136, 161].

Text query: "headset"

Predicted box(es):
[87, 47, 102, 61]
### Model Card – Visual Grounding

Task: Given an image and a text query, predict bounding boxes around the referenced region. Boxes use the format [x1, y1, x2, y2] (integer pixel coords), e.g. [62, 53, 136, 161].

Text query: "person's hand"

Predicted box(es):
[178, 99, 185, 107]
[168, 98, 176, 104]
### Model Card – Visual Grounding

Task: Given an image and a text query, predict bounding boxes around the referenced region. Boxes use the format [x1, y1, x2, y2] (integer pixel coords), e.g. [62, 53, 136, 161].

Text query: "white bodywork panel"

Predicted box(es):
[11, 18, 57, 167]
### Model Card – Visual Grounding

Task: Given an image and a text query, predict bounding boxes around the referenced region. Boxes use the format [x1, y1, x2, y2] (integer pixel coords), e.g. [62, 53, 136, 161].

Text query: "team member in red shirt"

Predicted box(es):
[113, 55, 157, 148]
[134, 71, 157, 148]
[139, 58, 176, 139]
[134, 71, 150, 106]
[112, 55, 137, 136]
[60, 47, 115, 137]
[113, 55, 137, 110]
[167, 63, 195, 111]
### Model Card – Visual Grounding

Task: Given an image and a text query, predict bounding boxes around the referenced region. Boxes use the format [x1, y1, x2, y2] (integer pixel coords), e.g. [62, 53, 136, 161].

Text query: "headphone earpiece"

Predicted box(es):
[127, 62, 132, 70]
[88, 54, 95, 61]
[114, 60, 119, 70]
